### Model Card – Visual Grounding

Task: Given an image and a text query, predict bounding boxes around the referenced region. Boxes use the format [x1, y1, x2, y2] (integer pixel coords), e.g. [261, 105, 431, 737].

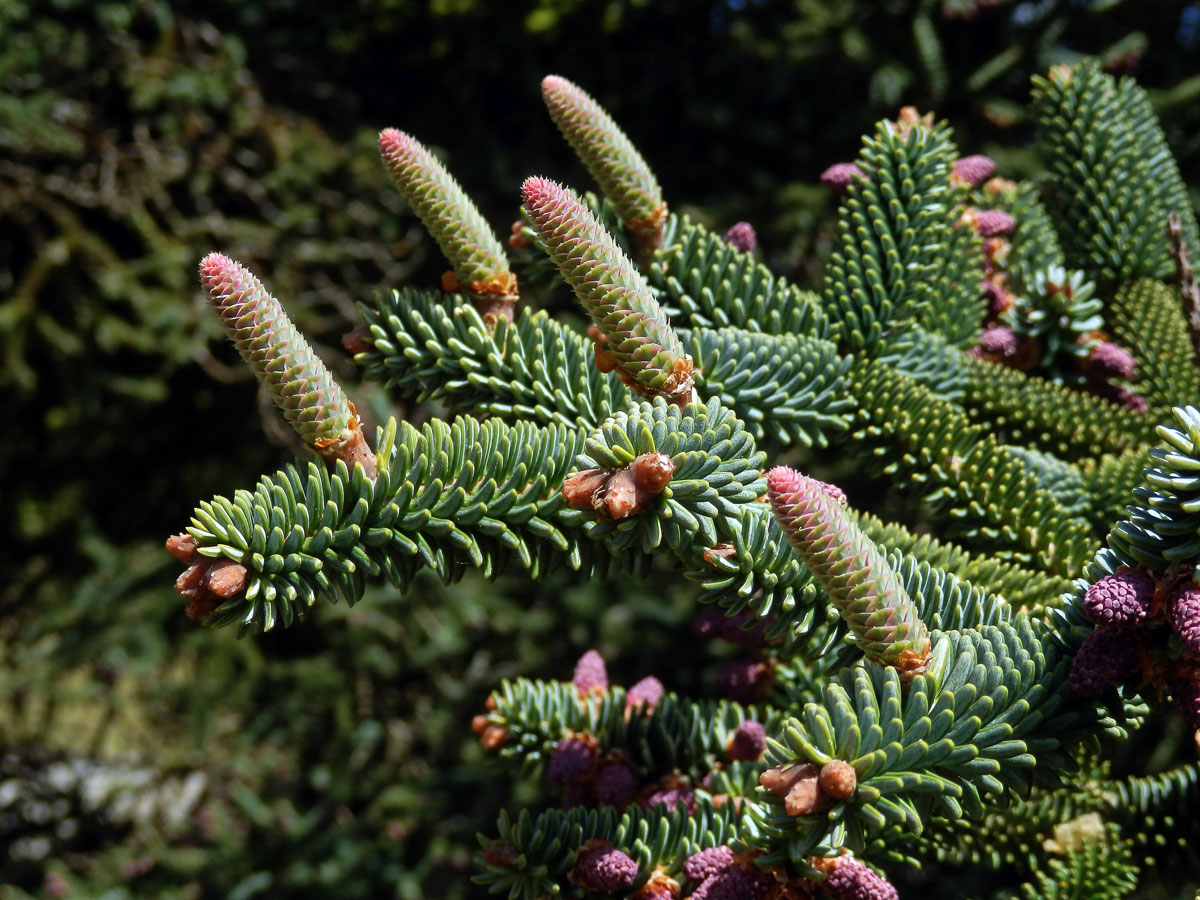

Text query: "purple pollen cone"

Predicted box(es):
[1082, 573, 1152, 628]
[548, 736, 595, 786]
[1170, 587, 1200, 656]
[824, 856, 899, 900]
[728, 720, 766, 761]
[1069, 627, 1138, 696]
[683, 845, 735, 882]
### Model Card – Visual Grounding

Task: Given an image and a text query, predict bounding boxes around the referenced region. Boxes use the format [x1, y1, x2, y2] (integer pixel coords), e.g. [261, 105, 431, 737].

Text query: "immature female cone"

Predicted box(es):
[521, 176, 695, 407]
[541, 75, 667, 260]
[767, 466, 930, 678]
[199, 253, 375, 480]
[377, 129, 518, 324]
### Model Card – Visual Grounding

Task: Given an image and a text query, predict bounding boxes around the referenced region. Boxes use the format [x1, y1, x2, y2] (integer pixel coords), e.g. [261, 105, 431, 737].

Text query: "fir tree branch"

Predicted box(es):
[960, 356, 1152, 459]
[647, 216, 829, 337]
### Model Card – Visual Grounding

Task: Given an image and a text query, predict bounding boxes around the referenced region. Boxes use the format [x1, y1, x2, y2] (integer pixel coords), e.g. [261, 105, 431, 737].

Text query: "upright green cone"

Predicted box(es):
[520, 176, 694, 407]
[199, 253, 375, 478]
[378, 128, 518, 323]
[541, 75, 667, 258]
[767, 466, 930, 677]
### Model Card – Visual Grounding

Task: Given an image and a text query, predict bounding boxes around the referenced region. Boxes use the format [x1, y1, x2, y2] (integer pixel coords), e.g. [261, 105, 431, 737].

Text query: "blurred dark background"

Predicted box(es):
[2, 1, 1198, 897]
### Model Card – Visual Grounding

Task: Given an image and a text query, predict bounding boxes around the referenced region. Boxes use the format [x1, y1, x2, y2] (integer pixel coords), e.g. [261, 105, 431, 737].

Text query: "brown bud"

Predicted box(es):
[563, 468, 611, 508]
[593, 340, 622, 374]
[184, 589, 221, 621]
[341, 325, 372, 356]
[471, 714, 491, 734]
[760, 763, 827, 816]
[629, 869, 680, 900]
[205, 558, 250, 598]
[166, 533, 199, 563]
[175, 561, 208, 597]
[599, 467, 640, 519]
[818, 760, 857, 799]
[784, 772, 824, 816]
[508, 220, 531, 249]
[482, 841, 518, 867]
[759, 763, 815, 795]
[631, 452, 674, 492]
[703, 543, 737, 566]
[480, 725, 508, 751]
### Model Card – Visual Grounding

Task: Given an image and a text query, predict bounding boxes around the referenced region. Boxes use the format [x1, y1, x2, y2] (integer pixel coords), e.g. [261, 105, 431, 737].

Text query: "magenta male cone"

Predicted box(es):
[520, 176, 693, 406]
[767, 466, 930, 675]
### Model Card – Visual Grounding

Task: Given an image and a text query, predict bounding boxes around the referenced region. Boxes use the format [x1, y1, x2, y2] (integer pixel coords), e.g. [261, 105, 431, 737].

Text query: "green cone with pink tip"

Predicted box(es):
[200, 253, 374, 477]
[541, 75, 667, 256]
[520, 176, 693, 406]
[767, 466, 930, 676]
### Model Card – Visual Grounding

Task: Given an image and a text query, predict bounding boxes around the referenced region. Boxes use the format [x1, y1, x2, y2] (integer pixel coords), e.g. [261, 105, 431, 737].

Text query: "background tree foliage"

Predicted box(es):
[2, 0, 1198, 896]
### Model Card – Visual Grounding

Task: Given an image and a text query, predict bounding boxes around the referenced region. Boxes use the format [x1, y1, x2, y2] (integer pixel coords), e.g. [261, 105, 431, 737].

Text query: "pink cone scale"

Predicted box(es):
[1170, 587, 1200, 656]
[377, 129, 515, 300]
[690, 866, 772, 900]
[820, 162, 865, 194]
[1082, 572, 1152, 628]
[571, 843, 638, 892]
[595, 761, 636, 806]
[547, 736, 595, 786]
[200, 254, 374, 477]
[1069, 627, 1138, 696]
[978, 324, 1020, 357]
[952, 154, 996, 188]
[520, 176, 694, 406]
[767, 466, 930, 676]
[625, 676, 664, 712]
[1170, 677, 1200, 728]
[683, 846, 735, 882]
[1087, 341, 1137, 379]
[822, 856, 899, 900]
[973, 209, 1016, 237]
[723, 221, 757, 253]
[541, 75, 666, 250]
[573, 649, 609, 696]
[727, 720, 766, 761]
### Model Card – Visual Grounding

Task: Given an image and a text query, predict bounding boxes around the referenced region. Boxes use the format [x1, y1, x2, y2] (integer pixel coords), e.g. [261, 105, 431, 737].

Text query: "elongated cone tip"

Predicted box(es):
[766, 465, 808, 502]
[521, 175, 564, 215]
[542, 74, 573, 95]
[199, 251, 243, 297]
[378, 127, 414, 161]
